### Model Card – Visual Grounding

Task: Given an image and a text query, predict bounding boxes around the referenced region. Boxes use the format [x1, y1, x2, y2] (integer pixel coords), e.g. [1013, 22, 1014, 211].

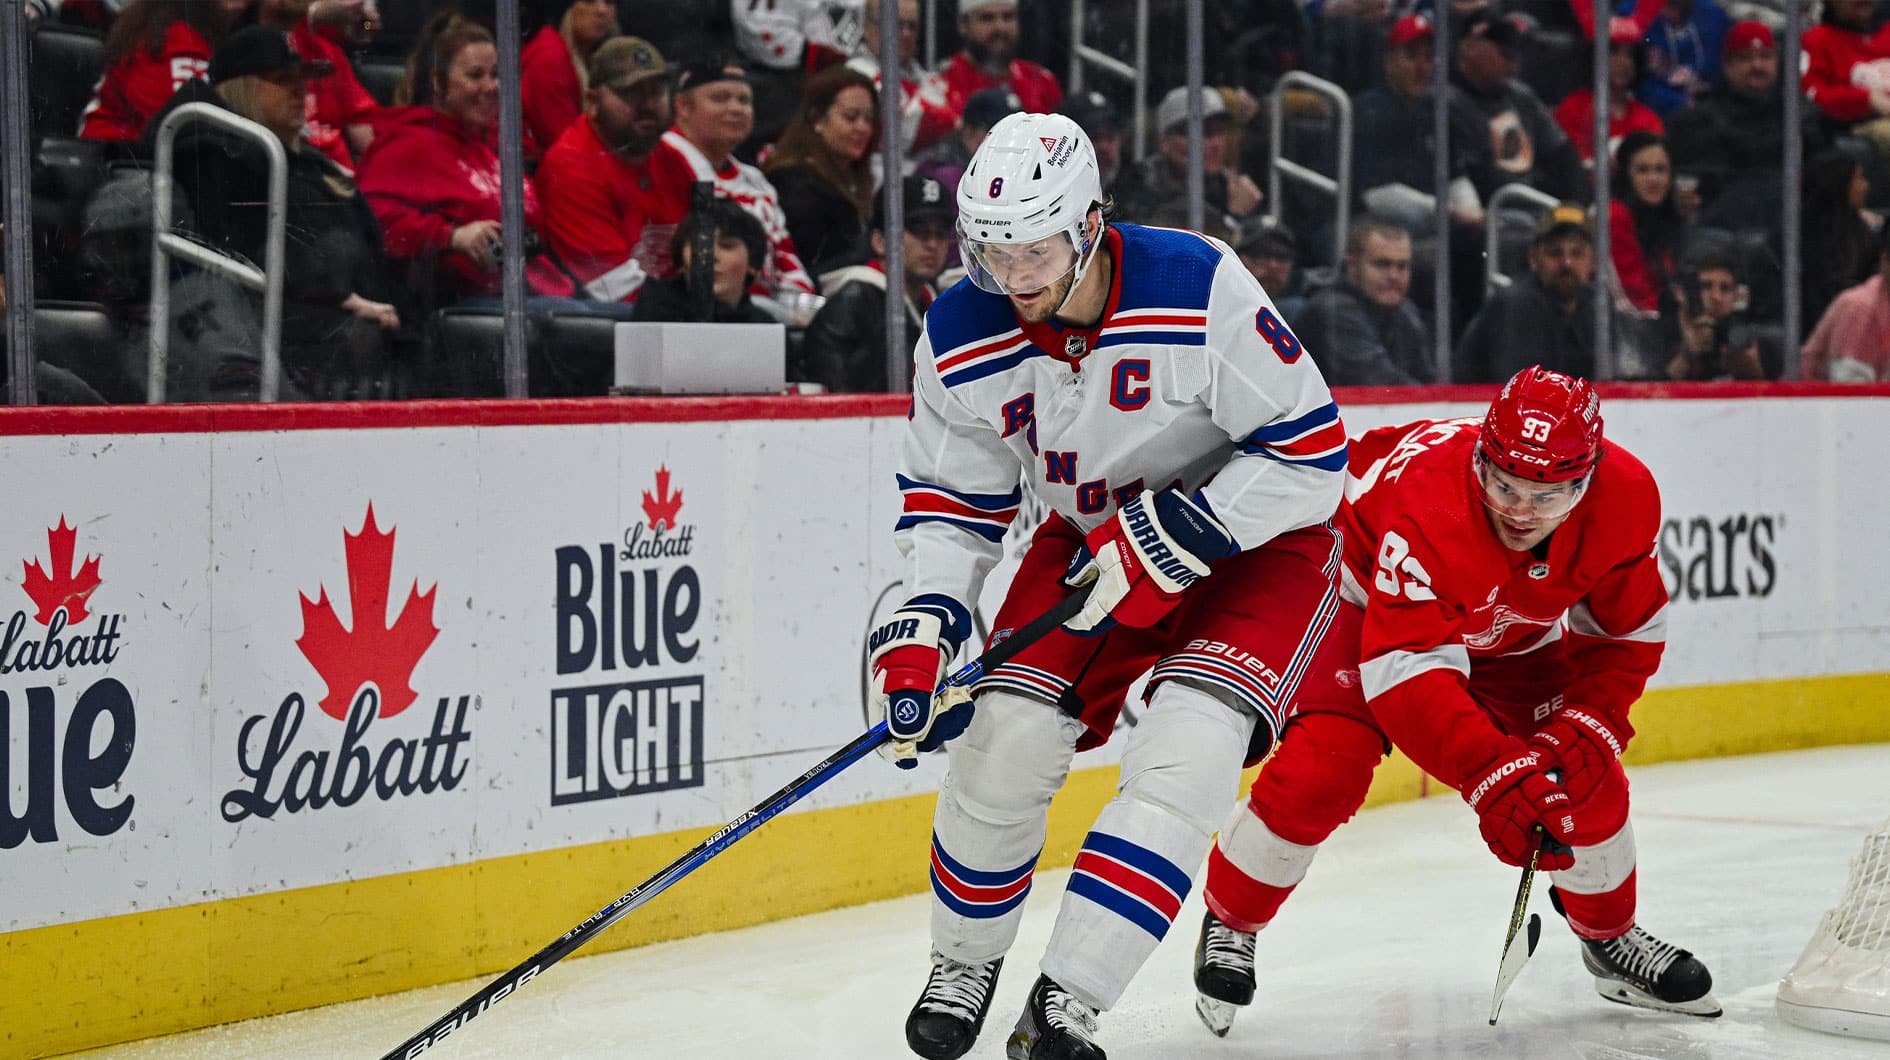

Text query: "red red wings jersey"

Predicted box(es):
[922, 53, 1063, 120]
[1339, 418, 1669, 789]
[79, 21, 212, 141]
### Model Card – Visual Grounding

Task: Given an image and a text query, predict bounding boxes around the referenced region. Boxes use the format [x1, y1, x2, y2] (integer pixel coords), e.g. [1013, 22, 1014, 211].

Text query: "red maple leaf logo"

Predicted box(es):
[642, 465, 684, 531]
[21, 517, 103, 626]
[296, 504, 440, 721]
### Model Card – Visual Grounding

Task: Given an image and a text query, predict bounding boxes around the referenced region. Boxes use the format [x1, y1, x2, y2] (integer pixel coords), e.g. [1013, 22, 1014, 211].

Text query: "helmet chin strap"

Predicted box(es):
[1051, 215, 1104, 319]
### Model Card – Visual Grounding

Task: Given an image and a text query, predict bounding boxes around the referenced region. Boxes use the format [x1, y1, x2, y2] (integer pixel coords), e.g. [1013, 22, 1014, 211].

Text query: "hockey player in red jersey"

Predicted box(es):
[1191, 366, 1721, 1036]
[875, 111, 1362, 1060]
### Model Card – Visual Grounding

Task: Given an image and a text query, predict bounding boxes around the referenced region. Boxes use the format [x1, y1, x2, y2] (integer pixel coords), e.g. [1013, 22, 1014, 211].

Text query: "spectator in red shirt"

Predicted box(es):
[538, 37, 673, 302]
[80, 0, 247, 141]
[1608, 131, 1686, 313]
[1802, 0, 1890, 164]
[763, 65, 881, 282]
[356, 18, 559, 302]
[253, 0, 383, 172]
[1554, 17, 1664, 167]
[923, 0, 1062, 120]
[521, 0, 620, 158]
[848, 0, 956, 156]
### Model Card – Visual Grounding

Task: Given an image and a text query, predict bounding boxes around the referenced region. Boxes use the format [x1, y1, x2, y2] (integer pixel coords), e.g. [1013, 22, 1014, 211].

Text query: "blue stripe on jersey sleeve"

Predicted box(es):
[895, 475, 1023, 511]
[1249, 445, 1351, 472]
[1093, 330, 1207, 350]
[895, 513, 1010, 542]
[1242, 401, 1341, 446]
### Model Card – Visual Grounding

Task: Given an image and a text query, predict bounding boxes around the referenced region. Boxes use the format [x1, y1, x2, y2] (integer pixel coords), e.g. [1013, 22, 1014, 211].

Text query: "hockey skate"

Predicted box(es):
[1005, 974, 1106, 1060]
[1193, 910, 1257, 1037]
[906, 953, 1004, 1060]
[1580, 925, 1722, 1017]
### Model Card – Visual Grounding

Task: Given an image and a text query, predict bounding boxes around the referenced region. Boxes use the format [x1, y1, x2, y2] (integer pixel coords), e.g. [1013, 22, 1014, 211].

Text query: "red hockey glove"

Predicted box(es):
[1062, 489, 1238, 634]
[1528, 706, 1625, 807]
[1462, 743, 1579, 870]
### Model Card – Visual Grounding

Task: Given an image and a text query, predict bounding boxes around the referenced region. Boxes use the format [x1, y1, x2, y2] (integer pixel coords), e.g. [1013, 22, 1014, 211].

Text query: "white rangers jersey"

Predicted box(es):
[897, 223, 1348, 629]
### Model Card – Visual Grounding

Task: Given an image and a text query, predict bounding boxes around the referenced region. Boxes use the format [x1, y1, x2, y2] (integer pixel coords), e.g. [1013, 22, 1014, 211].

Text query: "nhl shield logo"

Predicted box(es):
[1064, 333, 1088, 358]
[1528, 563, 1550, 579]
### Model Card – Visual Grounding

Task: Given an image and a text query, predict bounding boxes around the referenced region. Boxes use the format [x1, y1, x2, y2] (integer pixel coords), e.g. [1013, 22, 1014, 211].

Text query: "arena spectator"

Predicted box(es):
[1353, 15, 1486, 233]
[1663, 247, 1761, 379]
[1449, 11, 1584, 204]
[1233, 218, 1307, 324]
[1609, 131, 1687, 313]
[254, 0, 383, 172]
[356, 18, 565, 303]
[799, 174, 952, 392]
[632, 197, 777, 324]
[1668, 21, 1823, 227]
[848, 0, 957, 157]
[1801, 242, 1890, 383]
[1296, 218, 1433, 386]
[923, 0, 1062, 120]
[912, 86, 1020, 199]
[1800, 148, 1885, 330]
[1114, 86, 1264, 233]
[520, 0, 620, 157]
[643, 58, 817, 307]
[1555, 18, 1665, 166]
[1801, 0, 1890, 164]
[147, 26, 399, 399]
[763, 66, 881, 281]
[731, 0, 852, 71]
[1639, 0, 1734, 115]
[537, 37, 672, 302]
[1457, 203, 1630, 382]
[1058, 90, 1124, 198]
[79, 0, 246, 141]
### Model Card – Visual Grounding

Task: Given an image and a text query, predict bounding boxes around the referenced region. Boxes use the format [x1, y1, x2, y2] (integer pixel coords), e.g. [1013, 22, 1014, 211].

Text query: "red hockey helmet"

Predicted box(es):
[1478, 366, 1603, 483]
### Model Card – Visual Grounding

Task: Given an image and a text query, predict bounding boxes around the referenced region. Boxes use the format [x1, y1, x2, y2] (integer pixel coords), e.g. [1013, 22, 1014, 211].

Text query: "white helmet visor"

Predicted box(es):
[959, 221, 1083, 297]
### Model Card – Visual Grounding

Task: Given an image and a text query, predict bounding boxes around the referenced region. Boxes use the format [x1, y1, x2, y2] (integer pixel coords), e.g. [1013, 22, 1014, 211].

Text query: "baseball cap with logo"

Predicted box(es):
[1156, 85, 1228, 136]
[674, 56, 749, 94]
[1461, 10, 1525, 52]
[590, 37, 668, 92]
[1533, 201, 1594, 244]
[1723, 20, 1775, 57]
[210, 25, 334, 85]
[874, 175, 955, 230]
[1387, 14, 1433, 49]
[962, 87, 1023, 130]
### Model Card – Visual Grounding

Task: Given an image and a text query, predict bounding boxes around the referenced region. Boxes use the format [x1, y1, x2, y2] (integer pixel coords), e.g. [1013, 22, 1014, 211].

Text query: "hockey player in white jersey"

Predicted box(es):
[869, 112, 1367, 1060]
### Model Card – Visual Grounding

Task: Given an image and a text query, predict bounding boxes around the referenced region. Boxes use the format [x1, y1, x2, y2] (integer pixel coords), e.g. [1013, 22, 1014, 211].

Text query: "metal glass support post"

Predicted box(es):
[881, 0, 909, 393]
[1782, 0, 1803, 376]
[1185, 0, 1204, 234]
[497, 0, 528, 398]
[1591, 0, 1614, 379]
[2, 0, 37, 404]
[1430, 1, 1452, 381]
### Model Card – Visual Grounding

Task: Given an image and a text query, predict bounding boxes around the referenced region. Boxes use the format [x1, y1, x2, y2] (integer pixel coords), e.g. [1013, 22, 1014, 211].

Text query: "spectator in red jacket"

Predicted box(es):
[1555, 17, 1664, 167]
[538, 37, 674, 302]
[763, 65, 880, 282]
[355, 18, 558, 302]
[1608, 131, 1686, 314]
[521, 0, 620, 158]
[79, 0, 247, 141]
[922, 0, 1061, 120]
[1802, 0, 1890, 163]
[254, 0, 384, 172]
[847, 0, 956, 156]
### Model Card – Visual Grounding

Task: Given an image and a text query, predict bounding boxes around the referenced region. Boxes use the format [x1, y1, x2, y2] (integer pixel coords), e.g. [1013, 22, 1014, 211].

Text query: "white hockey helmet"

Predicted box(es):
[956, 112, 1106, 301]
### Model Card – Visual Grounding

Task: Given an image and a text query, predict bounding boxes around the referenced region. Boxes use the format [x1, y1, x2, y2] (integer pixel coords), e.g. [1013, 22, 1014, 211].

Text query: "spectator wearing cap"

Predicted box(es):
[1296, 218, 1433, 386]
[764, 66, 883, 281]
[848, 0, 957, 156]
[80, 0, 247, 142]
[537, 37, 673, 302]
[1639, 0, 1733, 116]
[642, 58, 817, 306]
[1353, 15, 1487, 232]
[1114, 86, 1264, 233]
[144, 24, 399, 399]
[520, 0, 620, 158]
[1235, 219, 1308, 324]
[799, 175, 954, 392]
[1058, 90, 1123, 196]
[1802, 0, 1890, 165]
[1801, 241, 1890, 383]
[1554, 17, 1665, 166]
[357, 19, 568, 304]
[922, 0, 1062, 122]
[913, 86, 1020, 198]
[1457, 203, 1634, 382]
[1669, 20, 1825, 227]
[632, 197, 778, 325]
[1449, 11, 1584, 204]
[253, 0, 385, 172]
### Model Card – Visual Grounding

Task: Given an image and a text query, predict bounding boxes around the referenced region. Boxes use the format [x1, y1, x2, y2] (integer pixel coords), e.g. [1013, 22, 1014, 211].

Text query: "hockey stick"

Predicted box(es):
[1488, 790, 1573, 1025]
[379, 592, 1086, 1060]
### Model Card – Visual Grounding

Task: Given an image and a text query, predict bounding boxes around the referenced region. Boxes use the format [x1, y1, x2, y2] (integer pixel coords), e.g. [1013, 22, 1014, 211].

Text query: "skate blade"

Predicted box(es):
[1196, 993, 1237, 1037]
[1593, 977, 1724, 1018]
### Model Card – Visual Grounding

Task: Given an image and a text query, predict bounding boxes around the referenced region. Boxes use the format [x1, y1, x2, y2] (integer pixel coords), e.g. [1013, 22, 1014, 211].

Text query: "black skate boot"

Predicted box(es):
[1580, 926, 1723, 1017]
[1193, 910, 1257, 1037]
[1005, 974, 1106, 1060]
[905, 952, 1004, 1059]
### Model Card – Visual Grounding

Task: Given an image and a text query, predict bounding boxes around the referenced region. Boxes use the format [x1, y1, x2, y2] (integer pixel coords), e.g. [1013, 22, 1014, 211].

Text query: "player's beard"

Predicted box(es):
[1008, 269, 1076, 323]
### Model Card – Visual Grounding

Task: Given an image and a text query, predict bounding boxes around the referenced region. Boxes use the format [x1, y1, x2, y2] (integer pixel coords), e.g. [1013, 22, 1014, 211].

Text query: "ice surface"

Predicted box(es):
[80, 744, 1890, 1059]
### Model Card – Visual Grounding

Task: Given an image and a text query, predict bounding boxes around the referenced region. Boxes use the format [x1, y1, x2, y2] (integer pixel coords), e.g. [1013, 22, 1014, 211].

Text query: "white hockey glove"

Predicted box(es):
[869, 605, 972, 768]
[1063, 489, 1238, 634]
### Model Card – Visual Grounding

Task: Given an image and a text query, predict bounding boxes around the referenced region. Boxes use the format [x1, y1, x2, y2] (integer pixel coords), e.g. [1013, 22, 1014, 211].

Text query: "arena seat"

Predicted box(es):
[353, 58, 407, 108]
[32, 299, 137, 403]
[30, 23, 104, 138]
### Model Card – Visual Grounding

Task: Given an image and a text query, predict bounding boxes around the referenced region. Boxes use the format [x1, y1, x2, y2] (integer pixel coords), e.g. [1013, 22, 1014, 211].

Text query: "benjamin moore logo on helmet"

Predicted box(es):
[1044, 136, 1076, 167]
